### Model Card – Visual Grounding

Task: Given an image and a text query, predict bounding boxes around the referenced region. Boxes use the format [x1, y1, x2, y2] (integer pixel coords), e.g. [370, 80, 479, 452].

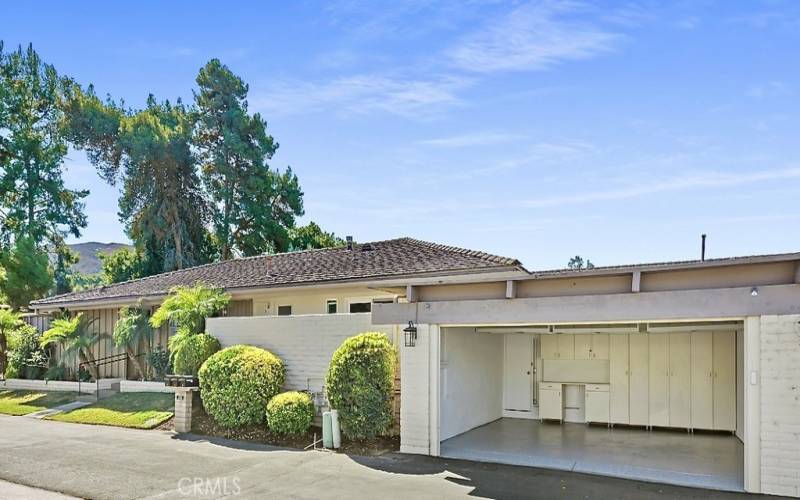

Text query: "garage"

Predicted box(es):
[437, 322, 744, 491]
[374, 251, 800, 497]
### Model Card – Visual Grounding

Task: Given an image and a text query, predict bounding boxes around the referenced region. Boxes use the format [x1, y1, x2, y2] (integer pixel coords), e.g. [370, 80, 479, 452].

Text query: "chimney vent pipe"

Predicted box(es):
[701, 234, 707, 261]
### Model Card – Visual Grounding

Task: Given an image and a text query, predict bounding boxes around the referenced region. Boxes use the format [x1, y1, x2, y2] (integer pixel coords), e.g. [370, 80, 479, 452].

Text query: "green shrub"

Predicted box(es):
[173, 334, 220, 376]
[4, 361, 19, 379]
[325, 332, 396, 439]
[266, 391, 315, 435]
[7, 324, 47, 380]
[44, 364, 68, 381]
[199, 345, 284, 427]
[146, 345, 171, 381]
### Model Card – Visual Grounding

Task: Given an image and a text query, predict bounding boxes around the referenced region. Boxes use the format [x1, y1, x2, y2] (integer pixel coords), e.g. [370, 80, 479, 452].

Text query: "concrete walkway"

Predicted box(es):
[0, 415, 767, 499]
[25, 401, 91, 419]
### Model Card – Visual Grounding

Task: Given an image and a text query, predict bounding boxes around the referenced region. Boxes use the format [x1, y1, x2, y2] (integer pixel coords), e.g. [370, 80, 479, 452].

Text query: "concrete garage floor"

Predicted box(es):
[440, 418, 744, 492]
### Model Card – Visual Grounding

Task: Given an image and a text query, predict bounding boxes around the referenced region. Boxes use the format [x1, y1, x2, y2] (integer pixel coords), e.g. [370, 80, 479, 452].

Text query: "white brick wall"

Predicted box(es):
[206, 314, 396, 392]
[760, 314, 800, 497]
[399, 324, 432, 454]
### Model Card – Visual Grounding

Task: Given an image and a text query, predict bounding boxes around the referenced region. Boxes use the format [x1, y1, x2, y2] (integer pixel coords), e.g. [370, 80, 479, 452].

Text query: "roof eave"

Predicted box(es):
[523, 252, 800, 281]
[30, 265, 527, 311]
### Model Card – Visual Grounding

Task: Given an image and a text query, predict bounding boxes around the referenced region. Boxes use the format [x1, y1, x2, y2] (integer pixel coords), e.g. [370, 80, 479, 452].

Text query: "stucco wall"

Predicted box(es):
[206, 314, 396, 392]
[758, 314, 800, 497]
[248, 286, 398, 316]
[439, 327, 503, 440]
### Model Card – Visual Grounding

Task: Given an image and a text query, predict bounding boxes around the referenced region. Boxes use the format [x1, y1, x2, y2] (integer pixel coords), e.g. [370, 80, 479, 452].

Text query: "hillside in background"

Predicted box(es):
[68, 242, 132, 274]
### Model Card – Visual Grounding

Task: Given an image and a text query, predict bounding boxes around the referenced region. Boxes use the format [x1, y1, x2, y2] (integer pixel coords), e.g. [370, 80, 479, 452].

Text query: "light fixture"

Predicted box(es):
[403, 321, 418, 347]
[750, 287, 759, 297]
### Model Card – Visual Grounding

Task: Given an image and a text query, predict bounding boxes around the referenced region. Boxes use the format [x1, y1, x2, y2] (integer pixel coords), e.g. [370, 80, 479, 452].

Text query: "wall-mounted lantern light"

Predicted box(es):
[751, 287, 759, 297]
[403, 321, 418, 347]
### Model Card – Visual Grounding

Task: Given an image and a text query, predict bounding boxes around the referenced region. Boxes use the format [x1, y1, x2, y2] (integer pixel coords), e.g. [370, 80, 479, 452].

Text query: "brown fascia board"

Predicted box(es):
[519, 252, 800, 281]
[31, 265, 526, 311]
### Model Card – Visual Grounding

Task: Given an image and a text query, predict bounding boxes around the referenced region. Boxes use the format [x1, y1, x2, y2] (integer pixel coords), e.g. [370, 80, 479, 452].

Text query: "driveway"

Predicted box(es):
[0, 415, 771, 499]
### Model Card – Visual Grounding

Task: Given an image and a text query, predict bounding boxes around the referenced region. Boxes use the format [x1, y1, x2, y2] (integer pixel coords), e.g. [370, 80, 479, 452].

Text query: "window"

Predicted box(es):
[326, 300, 337, 314]
[349, 302, 371, 314]
[277, 305, 292, 316]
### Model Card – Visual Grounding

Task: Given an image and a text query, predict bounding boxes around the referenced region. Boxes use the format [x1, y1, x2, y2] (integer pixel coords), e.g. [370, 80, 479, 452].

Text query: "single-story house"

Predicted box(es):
[30, 237, 526, 384]
[31, 238, 800, 497]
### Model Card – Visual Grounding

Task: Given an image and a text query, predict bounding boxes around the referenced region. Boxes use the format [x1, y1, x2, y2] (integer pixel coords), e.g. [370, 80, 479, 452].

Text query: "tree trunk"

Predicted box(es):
[221, 191, 234, 260]
[0, 333, 7, 379]
[126, 346, 147, 380]
[79, 349, 100, 380]
[172, 205, 183, 270]
[26, 160, 36, 238]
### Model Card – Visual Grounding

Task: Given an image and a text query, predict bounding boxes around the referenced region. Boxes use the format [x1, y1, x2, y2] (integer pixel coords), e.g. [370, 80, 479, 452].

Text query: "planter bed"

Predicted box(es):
[1, 378, 122, 393]
[187, 393, 399, 456]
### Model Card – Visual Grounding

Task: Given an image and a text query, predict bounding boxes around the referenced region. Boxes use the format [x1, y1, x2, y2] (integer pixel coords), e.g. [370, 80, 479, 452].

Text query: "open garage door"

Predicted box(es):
[438, 321, 745, 491]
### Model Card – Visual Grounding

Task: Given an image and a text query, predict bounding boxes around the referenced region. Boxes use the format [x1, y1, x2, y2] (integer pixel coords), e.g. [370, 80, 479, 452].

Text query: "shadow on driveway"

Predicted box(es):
[350, 453, 763, 500]
[173, 432, 765, 500]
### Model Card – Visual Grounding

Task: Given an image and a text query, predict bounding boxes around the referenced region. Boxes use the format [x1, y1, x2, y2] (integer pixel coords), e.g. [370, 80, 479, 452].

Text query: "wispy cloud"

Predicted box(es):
[252, 74, 470, 117]
[446, 1, 622, 73]
[675, 16, 700, 30]
[417, 131, 527, 148]
[726, 10, 800, 30]
[401, 140, 597, 185]
[706, 213, 800, 224]
[516, 167, 800, 208]
[746, 81, 791, 100]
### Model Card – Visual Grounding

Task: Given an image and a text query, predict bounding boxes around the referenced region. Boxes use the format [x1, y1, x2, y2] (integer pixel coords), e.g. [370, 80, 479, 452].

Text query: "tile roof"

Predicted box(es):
[32, 237, 523, 307]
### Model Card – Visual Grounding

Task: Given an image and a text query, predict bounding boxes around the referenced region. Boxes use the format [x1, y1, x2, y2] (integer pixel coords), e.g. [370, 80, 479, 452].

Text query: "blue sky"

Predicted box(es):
[4, 1, 800, 269]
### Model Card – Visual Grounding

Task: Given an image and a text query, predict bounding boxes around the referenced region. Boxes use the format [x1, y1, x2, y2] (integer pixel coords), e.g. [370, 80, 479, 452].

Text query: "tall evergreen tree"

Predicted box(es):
[64, 88, 210, 273]
[0, 43, 87, 248]
[53, 244, 79, 295]
[0, 236, 53, 309]
[194, 59, 304, 259]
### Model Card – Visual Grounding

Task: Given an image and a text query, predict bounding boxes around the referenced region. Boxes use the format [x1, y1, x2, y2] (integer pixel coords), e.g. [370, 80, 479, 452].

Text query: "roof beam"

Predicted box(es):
[372, 284, 800, 326]
[406, 285, 418, 303]
[506, 280, 517, 299]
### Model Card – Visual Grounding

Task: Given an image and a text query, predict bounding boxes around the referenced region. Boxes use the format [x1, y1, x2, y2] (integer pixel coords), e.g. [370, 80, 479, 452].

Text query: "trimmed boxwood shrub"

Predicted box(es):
[173, 333, 221, 376]
[199, 345, 284, 427]
[325, 332, 396, 439]
[266, 391, 315, 435]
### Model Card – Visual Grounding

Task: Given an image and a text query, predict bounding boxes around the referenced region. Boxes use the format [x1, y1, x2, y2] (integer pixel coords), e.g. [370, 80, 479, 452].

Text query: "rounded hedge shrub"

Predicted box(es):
[325, 332, 396, 439]
[266, 391, 315, 435]
[173, 333, 221, 376]
[199, 345, 285, 427]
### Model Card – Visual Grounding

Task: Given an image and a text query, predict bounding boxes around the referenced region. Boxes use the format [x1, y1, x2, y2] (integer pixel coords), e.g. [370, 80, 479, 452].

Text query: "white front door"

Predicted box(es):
[504, 333, 533, 411]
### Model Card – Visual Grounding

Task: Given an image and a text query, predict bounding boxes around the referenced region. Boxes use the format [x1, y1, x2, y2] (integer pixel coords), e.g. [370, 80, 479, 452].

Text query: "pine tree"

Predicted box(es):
[0, 43, 88, 248]
[194, 59, 304, 259]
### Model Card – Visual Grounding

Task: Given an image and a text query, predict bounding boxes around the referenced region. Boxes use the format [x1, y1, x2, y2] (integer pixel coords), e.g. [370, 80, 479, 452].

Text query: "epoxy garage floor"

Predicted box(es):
[440, 418, 743, 491]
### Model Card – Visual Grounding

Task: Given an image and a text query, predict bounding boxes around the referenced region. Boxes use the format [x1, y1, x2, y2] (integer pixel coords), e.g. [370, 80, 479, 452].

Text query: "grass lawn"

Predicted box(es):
[0, 390, 77, 416]
[49, 392, 174, 429]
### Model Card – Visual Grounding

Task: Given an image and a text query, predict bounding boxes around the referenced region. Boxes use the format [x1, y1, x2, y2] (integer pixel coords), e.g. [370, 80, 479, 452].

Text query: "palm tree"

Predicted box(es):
[150, 283, 230, 367]
[40, 313, 101, 380]
[150, 283, 231, 334]
[113, 305, 153, 380]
